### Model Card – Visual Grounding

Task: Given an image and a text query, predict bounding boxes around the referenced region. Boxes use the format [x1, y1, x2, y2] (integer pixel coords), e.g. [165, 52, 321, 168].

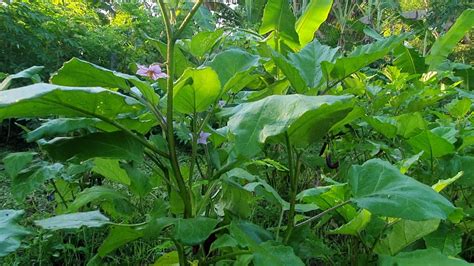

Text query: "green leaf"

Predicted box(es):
[92, 158, 131, 186]
[173, 67, 221, 114]
[121, 163, 152, 198]
[153, 251, 180, 266]
[0, 210, 29, 257]
[424, 223, 462, 256]
[26, 118, 99, 142]
[98, 226, 144, 257]
[322, 35, 407, 82]
[407, 130, 455, 158]
[35, 211, 110, 230]
[51, 58, 159, 105]
[447, 98, 472, 118]
[11, 163, 63, 202]
[394, 112, 427, 138]
[393, 45, 426, 74]
[349, 159, 455, 220]
[210, 234, 239, 252]
[286, 40, 339, 90]
[271, 52, 307, 93]
[252, 241, 304, 266]
[426, 9, 474, 70]
[206, 49, 260, 93]
[297, 184, 357, 221]
[0, 66, 44, 91]
[41, 131, 144, 162]
[230, 220, 273, 248]
[172, 217, 219, 246]
[67, 186, 132, 213]
[432, 171, 463, 193]
[374, 219, 440, 255]
[2, 152, 36, 178]
[259, 0, 299, 45]
[366, 116, 397, 138]
[328, 209, 371, 235]
[379, 248, 471, 266]
[295, 0, 333, 47]
[0, 83, 144, 122]
[189, 30, 223, 57]
[225, 94, 353, 157]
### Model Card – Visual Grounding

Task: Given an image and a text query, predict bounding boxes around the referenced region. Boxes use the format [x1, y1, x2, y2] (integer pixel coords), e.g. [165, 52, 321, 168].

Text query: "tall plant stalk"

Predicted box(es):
[155, 1, 204, 264]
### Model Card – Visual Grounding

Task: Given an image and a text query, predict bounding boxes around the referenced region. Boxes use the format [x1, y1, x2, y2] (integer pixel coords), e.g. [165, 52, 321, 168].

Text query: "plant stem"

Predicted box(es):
[284, 133, 297, 244]
[158, 0, 193, 219]
[295, 200, 351, 227]
[175, 0, 204, 39]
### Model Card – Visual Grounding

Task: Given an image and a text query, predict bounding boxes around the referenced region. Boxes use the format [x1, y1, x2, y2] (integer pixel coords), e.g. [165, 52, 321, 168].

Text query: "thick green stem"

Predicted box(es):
[284, 133, 297, 244]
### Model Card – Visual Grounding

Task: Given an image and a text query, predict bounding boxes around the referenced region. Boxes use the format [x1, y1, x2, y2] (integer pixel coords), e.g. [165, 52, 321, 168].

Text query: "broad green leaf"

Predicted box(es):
[92, 158, 130, 186]
[0, 83, 144, 122]
[210, 234, 239, 252]
[253, 241, 304, 266]
[287, 40, 339, 90]
[50, 58, 158, 104]
[407, 130, 455, 158]
[447, 98, 472, 118]
[297, 184, 357, 221]
[328, 209, 371, 235]
[11, 163, 63, 202]
[67, 186, 132, 213]
[0, 66, 44, 91]
[173, 67, 221, 114]
[295, 0, 333, 47]
[366, 116, 397, 138]
[426, 9, 474, 70]
[288, 225, 334, 260]
[322, 35, 407, 82]
[349, 159, 455, 220]
[121, 163, 152, 198]
[259, 0, 299, 45]
[26, 118, 99, 142]
[394, 112, 427, 138]
[424, 223, 463, 256]
[230, 220, 273, 248]
[172, 217, 219, 246]
[379, 248, 471, 266]
[2, 152, 36, 178]
[374, 219, 440, 255]
[189, 30, 223, 57]
[271, 52, 307, 93]
[225, 94, 354, 157]
[0, 210, 29, 257]
[153, 251, 179, 266]
[207, 49, 260, 93]
[41, 131, 144, 162]
[98, 226, 144, 257]
[35, 211, 110, 230]
[393, 45, 426, 74]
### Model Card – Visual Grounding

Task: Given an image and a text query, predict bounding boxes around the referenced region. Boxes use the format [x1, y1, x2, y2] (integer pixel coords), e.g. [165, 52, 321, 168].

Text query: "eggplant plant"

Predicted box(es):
[0, 1, 473, 265]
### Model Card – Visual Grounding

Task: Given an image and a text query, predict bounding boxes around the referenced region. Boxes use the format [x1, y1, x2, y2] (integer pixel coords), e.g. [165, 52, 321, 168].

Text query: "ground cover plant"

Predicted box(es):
[0, 0, 473, 265]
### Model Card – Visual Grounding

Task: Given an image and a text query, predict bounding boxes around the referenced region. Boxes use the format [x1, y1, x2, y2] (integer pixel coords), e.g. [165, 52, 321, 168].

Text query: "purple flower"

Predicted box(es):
[197, 131, 211, 145]
[218, 100, 226, 108]
[136, 63, 168, 80]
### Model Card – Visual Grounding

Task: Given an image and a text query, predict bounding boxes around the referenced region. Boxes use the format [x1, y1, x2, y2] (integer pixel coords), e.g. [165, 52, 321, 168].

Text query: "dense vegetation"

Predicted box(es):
[1, 0, 473, 265]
